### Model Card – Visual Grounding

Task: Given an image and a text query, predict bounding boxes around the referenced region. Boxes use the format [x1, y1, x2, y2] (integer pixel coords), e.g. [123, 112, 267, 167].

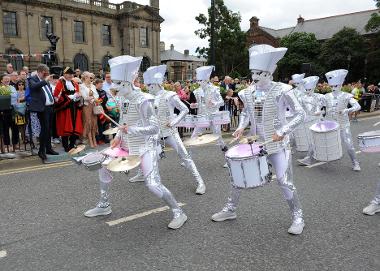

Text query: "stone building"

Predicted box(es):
[0, 0, 163, 74]
[247, 9, 379, 46]
[160, 42, 206, 82]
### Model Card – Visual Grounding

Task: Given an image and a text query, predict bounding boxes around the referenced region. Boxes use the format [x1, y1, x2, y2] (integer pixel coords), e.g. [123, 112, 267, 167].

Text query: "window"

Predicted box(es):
[102, 55, 113, 72]
[5, 48, 24, 71]
[74, 21, 85, 43]
[3, 11, 17, 37]
[73, 53, 89, 71]
[102, 25, 112, 46]
[139, 27, 148, 47]
[41, 16, 53, 40]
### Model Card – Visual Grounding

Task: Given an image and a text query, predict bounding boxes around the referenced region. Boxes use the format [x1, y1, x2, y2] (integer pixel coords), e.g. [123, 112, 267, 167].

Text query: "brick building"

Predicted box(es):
[0, 0, 163, 74]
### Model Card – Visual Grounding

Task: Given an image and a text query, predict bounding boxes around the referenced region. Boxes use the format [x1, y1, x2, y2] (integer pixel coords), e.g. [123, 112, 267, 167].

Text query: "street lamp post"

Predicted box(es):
[210, 0, 216, 67]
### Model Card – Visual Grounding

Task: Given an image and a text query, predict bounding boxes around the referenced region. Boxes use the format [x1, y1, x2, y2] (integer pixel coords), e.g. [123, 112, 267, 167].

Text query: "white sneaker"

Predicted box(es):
[195, 182, 206, 195]
[288, 220, 305, 235]
[352, 163, 361, 172]
[298, 157, 312, 166]
[84, 206, 112, 217]
[168, 213, 188, 229]
[211, 210, 237, 222]
[363, 203, 380, 215]
[129, 174, 144, 183]
[223, 163, 228, 168]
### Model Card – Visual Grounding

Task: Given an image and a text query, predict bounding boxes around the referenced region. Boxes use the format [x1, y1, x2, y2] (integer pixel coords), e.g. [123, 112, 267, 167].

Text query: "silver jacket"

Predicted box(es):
[238, 82, 305, 154]
[322, 91, 361, 128]
[193, 83, 224, 116]
[298, 92, 324, 122]
[154, 89, 189, 138]
[115, 91, 159, 156]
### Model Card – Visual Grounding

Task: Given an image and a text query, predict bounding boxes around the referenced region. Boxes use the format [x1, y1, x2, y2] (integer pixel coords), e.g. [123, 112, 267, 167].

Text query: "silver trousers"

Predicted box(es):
[371, 180, 380, 205]
[163, 132, 204, 186]
[341, 126, 359, 165]
[97, 149, 183, 217]
[223, 148, 304, 223]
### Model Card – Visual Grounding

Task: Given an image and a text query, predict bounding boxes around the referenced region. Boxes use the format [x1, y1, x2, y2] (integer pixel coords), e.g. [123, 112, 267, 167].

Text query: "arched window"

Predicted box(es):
[102, 55, 112, 72]
[5, 48, 24, 71]
[73, 53, 89, 71]
[140, 56, 150, 72]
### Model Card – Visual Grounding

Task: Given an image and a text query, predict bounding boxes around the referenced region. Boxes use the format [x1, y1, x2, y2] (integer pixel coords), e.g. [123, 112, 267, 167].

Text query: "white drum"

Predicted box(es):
[225, 143, 271, 189]
[310, 120, 342, 162]
[211, 111, 230, 125]
[176, 115, 195, 128]
[293, 119, 317, 152]
[193, 115, 211, 128]
[357, 130, 380, 153]
[82, 152, 106, 171]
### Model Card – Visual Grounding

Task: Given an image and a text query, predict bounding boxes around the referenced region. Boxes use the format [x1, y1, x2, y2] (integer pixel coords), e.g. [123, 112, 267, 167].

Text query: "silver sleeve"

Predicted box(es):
[277, 90, 306, 136]
[214, 91, 225, 108]
[170, 95, 189, 127]
[347, 97, 361, 113]
[237, 108, 250, 130]
[128, 101, 160, 136]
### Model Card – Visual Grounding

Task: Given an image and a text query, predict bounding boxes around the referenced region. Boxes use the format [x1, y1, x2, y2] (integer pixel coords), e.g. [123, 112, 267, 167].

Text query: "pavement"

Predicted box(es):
[0, 114, 379, 270]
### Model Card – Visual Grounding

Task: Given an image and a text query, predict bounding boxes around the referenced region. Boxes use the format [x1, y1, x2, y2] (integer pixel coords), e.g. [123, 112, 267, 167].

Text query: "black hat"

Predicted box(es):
[63, 67, 75, 74]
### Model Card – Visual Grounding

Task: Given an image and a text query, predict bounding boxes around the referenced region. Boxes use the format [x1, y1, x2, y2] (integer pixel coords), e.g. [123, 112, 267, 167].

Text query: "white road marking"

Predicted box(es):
[359, 115, 380, 121]
[306, 162, 326, 168]
[0, 250, 7, 258]
[106, 203, 186, 226]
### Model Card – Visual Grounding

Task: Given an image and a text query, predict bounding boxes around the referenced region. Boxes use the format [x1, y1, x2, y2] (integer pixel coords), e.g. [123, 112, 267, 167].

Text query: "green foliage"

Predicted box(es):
[319, 27, 366, 81]
[365, 12, 380, 32]
[0, 86, 12, 96]
[278, 32, 322, 79]
[195, 0, 249, 77]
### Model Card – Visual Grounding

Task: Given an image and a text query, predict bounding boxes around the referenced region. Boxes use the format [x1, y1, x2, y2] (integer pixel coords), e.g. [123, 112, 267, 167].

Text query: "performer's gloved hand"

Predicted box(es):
[272, 133, 284, 142]
[233, 128, 244, 139]
[110, 138, 120, 149]
[121, 124, 128, 133]
[166, 121, 173, 128]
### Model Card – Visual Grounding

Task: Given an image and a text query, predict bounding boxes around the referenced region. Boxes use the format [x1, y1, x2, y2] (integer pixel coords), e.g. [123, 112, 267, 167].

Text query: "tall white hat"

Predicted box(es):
[325, 69, 348, 86]
[292, 73, 305, 83]
[249, 44, 287, 73]
[196, 66, 214, 81]
[108, 55, 142, 82]
[143, 65, 167, 85]
[302, 76, 319, 90]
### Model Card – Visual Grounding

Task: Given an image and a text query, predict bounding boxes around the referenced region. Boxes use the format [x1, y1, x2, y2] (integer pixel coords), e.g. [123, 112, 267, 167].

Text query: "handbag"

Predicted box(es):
[15, 113, 26, 125]
[93, 105, 104, 115]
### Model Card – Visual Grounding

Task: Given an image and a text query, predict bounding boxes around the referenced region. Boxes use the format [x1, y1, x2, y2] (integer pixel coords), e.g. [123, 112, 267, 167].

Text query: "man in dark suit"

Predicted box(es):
[28, 64, 59, 160]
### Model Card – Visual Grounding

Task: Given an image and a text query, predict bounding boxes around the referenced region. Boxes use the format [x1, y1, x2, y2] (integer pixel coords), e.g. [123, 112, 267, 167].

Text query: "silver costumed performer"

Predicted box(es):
[130, 65, 206, 195]
[322, 69, 361, 171]
[363, 180, 380, 215]
[297, 76, 324, 166]
[211, 44, 306, 235]
[84, 56, 187, 229]
[191, 66, 228, 156]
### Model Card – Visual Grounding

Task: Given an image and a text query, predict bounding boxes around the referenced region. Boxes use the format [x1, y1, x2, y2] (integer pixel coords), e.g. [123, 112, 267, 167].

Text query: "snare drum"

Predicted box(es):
[176, 115, 195, 128]
[225, 144, 271, 189]
[293, 119, 317, 152]
[211, 111, 230, 125]
[193, 115, 211, 128]
[357, 130, 380, 153]
[310, 120, 342, 162]
[82, 152, 106, 171]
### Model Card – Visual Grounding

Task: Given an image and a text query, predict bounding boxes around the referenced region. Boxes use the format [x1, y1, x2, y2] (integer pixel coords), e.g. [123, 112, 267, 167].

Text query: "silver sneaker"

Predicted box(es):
[352, 162, 361, 172]
[288, 220, 305, 235]
[298, 156, 312, 166]
[168, 213, 188, 229]
[363, 203, 380, 215]
[129, 173, 144, 183]
[211, 210, 237, 222]
[195, 182, 206, 195]
[84, 206, 112, 217]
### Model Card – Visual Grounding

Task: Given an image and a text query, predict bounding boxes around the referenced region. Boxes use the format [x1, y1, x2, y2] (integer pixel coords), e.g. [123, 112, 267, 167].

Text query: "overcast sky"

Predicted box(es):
[113, 0, 377, 55]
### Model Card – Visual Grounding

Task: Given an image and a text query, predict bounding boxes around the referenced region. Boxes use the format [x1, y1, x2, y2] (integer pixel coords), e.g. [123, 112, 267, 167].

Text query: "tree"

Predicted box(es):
[319, 27, 366, 82]
[195, 0, 249, 77]
[365, 0, 380, 32]
[277, 32, 322, 80]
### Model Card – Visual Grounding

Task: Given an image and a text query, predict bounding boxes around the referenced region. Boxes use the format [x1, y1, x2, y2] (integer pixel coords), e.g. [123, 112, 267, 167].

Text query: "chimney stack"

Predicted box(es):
[170, 44, 174, 51]
[184, 50, 189, 56]
[250, 16, 259, 29]
[297, 15, 305, 24]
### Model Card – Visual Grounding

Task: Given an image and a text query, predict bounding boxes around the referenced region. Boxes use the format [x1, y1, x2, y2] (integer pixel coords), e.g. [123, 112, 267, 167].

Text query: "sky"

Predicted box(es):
[112, 0, 377, 55]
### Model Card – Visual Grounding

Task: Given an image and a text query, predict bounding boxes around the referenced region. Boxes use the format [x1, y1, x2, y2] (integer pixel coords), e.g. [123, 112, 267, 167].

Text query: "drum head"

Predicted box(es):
[82, 152, 105, 164]
[226, 144, 261, 159]
[358, 130, 380, 138]
[310, 120, 339, 133]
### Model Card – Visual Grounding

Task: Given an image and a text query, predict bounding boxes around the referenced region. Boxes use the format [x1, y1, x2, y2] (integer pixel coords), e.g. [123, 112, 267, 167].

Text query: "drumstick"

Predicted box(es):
[101, 112, 122, 127]
[229, 136, 240, 145]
